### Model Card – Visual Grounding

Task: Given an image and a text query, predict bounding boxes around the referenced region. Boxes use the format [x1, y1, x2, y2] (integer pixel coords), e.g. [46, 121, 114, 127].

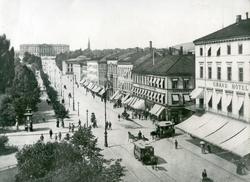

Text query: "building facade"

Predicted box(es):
[192, 14, 250, 122]
[176, 14, 250, 158]
[98, 58, 107, 88]
[87, 60, 99, 84]
[131, 53, 195, 123]
[107, 60, 118, 98]
[20, 44, 70, 57]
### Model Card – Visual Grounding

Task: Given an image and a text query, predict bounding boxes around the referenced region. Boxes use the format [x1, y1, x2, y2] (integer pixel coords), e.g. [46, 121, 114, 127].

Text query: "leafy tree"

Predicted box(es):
[0, 95, 16, 127]
[15, 127, 125, 182]
[0, 34, 15, 93]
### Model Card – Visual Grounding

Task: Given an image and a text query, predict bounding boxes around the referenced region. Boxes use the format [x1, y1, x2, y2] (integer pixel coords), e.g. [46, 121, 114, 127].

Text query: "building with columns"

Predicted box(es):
[20, 44, 69, 57]
[177, 13, 250, 158]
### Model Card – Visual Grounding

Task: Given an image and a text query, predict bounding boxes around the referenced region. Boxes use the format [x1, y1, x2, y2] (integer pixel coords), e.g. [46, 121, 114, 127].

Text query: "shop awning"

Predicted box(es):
[128, 97, 139, 107]
[149, 104, 165, 117]
[91, 85, 98, 92]
[172, 94, 179, 102]
[123, 96, 132, 104]
[114, 93, 122, 100]
[225, 94, 232, 107]
[237, 97, 244, 111]
[95, 86, 102, 93]
[87, 82, 93, 89]
[131, 99, 145, 110]
[176, 113, 250, 157]
[121, 94, 130, 104]
[80, 79, 86, 84]
[215, 94, 222, 105]
[110, 90, 119, 100]
[98, 88, 105, 96]
[206, 91, 213, 104]
[190, 88, 204, 99]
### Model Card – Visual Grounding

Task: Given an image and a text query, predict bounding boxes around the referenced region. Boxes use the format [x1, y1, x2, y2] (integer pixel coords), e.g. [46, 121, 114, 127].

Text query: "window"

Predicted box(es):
[238, 44, 243, 54]
[227, 67, 232, 81]
[200, 47, 203, 56]
[208, 67, 212, 79]
[217, 67, 221, 80]
[217, 47, 221, 56]
[172, 79, 178, 89]
[183, 79, 189, 89]
[207, 47, 211, 57]
[227, 45, 231, 55]
[200, 66, 204, 78]
[239, 67, 243, 82]
[217, 98, 222, 111]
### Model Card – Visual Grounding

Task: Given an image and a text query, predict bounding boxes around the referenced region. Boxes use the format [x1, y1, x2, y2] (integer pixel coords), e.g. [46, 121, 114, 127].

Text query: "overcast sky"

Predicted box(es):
[0, 0, 249, 50]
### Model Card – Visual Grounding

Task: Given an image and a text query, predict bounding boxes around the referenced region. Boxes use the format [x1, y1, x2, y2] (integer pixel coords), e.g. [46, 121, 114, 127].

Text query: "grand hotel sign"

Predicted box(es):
[212, 81, 249, 92]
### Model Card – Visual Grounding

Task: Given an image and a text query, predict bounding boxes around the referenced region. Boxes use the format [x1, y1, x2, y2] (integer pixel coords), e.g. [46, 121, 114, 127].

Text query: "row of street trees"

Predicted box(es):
[0, 35, 41, 128]
[40, 71, 68, 122]
[16, 126, 125, 182]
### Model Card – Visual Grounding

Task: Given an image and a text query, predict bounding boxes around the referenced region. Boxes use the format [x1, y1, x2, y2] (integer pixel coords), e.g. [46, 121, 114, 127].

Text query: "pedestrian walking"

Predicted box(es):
[40, 134, 44, 141]
[65, 133, 70, 140]
[207, 144, 211, 153]
[49, 129, 53, 139]
[69, 123, 71, 132]
[105, 121, 109, 130]
[200, 141, 205, 154]
[138, 130, 142, 140]
[55, 133, 58, 141]
[72, 124, 75, 132]
[61, 120, 64, 128]
[174, 139, 178, 149]
[108, 122, 112, 130]
[56, 119, 59, 128]
[78, 119, 81, 127]
[202, 169, 207, 179]
[118, 114, 121, 121]
[58, 132, 62, 141]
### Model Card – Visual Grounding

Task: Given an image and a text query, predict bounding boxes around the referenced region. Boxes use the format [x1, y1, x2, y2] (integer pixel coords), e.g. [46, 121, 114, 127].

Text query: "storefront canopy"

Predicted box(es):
[149, 104, 165, 117]
[131, 99, 145, 110]
[176, 113, 250, 157]
[190, 88, 204, 99]
[121, 94, 130, 104]
[110, 90, 119, 101]
[98, 88, 105, 96]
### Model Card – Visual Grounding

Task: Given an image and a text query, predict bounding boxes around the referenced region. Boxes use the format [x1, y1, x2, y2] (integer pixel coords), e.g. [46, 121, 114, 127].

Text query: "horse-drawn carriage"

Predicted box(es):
[128, 131, 149, 142]
[133, 140, 157, 165]
[151, 121, 175, 139]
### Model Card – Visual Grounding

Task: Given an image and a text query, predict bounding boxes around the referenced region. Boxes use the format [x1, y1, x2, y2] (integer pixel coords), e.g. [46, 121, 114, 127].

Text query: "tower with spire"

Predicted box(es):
[87, 38, 91, 50]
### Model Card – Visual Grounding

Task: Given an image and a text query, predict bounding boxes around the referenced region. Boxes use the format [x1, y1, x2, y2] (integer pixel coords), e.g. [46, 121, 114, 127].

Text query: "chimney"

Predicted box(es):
[149, 41, 152, 52]
[169, 47, 172, 55]
[246, 12, 249, 19]
[179, 46, 183, 55]
[236, 15, 242, 23]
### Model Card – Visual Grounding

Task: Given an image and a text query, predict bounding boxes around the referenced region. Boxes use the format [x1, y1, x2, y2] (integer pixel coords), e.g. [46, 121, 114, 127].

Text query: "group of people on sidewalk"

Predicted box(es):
[105, 121, 112, 130]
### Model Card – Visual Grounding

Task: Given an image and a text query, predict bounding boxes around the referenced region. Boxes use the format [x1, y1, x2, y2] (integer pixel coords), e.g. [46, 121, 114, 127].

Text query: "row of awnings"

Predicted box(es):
[110, 90, 123, 101]
[149, 104, 165, 117]
[176, 112, 250, 157]
[80, 79, 105, 95]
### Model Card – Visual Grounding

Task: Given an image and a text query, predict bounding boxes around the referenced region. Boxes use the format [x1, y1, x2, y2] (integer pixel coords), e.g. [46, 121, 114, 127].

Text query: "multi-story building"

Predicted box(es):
[98, 58, 107, 88]
[177, 13, 250, 158]
[20, 44, 69, 57]
[107, 59, 118, 98]
[62, 55, 88, 84]
[128, 51, 195, 122]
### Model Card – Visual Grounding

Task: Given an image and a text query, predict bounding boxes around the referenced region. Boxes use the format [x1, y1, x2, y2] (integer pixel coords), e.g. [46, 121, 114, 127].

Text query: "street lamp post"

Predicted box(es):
[104, 80, 111, 148]
[72, 74, 75, 111]
[77, 102, 79, 116]
[86, 109, 88, 127]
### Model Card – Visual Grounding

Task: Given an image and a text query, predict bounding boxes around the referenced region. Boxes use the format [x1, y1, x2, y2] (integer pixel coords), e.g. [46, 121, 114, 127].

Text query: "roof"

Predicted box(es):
[65, 55, 89, 65]
[194, 19, 250, 44]
[156, 121, 174, 127]
[118, 52, 149, 65]
[132, 54, 195, 76]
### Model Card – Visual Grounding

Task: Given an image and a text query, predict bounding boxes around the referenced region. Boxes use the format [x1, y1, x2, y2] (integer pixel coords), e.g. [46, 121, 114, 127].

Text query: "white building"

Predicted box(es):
[177, 14, 250, 158]
[192, 14, 250, 122]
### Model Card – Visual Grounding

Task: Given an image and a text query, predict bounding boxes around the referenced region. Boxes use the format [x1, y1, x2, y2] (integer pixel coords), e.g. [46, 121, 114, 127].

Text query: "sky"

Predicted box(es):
[0, 0, 249, 51]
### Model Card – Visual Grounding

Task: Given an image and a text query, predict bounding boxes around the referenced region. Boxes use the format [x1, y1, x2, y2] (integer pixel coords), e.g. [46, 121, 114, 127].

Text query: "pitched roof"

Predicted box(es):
[118, 52, 149, 65]
[132, 54, 195, 76]
[194, 19, 250, 44]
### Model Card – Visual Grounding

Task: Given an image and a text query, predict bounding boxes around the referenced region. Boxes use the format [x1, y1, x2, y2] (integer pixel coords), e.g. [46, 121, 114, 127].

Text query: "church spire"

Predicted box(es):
[88, 38, 90, 50]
